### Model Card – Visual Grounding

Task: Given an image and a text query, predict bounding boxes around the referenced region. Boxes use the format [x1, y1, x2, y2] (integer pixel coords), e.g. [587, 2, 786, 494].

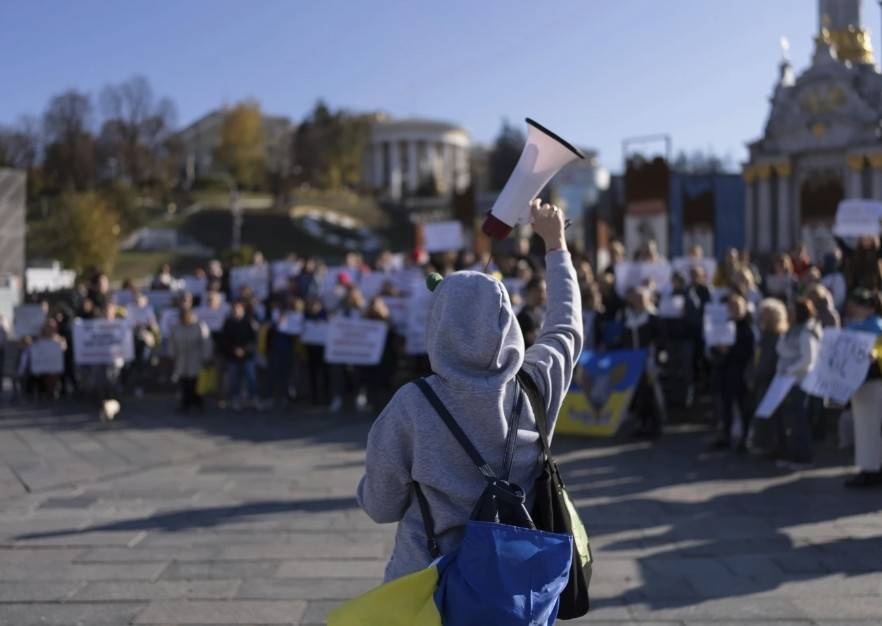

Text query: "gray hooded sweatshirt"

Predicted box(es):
[357, 250, 583, 582]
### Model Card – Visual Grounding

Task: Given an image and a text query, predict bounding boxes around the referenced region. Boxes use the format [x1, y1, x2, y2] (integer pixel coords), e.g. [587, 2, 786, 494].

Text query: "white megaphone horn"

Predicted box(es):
[482, 118, 584, 240]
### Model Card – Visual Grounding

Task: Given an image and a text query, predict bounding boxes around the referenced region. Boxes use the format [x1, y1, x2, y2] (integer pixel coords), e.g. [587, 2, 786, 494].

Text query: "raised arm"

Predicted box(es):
[521, 200, 584, 439]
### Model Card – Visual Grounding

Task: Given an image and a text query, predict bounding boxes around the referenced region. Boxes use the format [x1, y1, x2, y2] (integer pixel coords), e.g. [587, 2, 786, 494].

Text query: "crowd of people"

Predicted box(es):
[2, 231, 882, 487]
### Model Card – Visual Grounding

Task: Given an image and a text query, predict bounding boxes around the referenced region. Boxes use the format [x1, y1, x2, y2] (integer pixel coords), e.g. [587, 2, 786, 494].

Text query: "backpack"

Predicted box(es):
[328, 376, 573, 626]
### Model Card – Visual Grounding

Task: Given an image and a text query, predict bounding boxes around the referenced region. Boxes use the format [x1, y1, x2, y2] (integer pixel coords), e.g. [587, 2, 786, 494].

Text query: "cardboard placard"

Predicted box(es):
[800, 329, 877, 404]
[30, 338, 64, 375]
[195, 304, 230, 332]
[405, 294, 432, 355]
[277, 311, 305, 336]
[13, 305, 46, 338]
[72, 319, 134, 365]
[754, 374, 796, 418]
[324, 317, 389, 365]
[423, 221, 465, 252]
[230, 264, 270, 301]
[703, 303, 735, 347]
[833, 199, 882, 237]
[301, 320, 328, 346]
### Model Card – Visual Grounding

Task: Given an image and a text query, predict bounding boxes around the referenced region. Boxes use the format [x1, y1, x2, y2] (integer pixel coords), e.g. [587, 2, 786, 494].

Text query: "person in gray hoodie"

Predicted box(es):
[357, 200, 583, 582]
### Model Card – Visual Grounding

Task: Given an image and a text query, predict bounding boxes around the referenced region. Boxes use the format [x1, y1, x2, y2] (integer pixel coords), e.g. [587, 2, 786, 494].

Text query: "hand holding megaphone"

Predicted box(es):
[530, 199, 567, 252]
[481, 118, 584, 240]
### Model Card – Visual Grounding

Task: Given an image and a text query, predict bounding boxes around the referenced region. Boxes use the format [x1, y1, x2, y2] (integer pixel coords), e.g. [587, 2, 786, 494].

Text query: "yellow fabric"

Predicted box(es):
[327, 565, 442, 626]
[196, 366, 217, 396]
[257, 324, 269, 358]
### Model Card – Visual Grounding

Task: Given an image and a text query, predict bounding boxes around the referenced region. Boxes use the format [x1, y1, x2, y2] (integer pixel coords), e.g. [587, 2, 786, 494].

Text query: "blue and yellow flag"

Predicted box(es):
[556, 349, 647, 437]
[328, 520, 572, 626]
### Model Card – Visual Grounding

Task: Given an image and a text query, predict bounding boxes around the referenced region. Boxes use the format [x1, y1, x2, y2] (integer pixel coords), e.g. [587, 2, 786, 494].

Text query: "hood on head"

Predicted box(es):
[426, 271, 524, 390]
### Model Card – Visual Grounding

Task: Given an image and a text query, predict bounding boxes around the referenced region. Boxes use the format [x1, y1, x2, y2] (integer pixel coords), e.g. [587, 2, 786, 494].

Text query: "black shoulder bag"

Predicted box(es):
[517, 370, 593, 619]
[411, 377, 534, 560]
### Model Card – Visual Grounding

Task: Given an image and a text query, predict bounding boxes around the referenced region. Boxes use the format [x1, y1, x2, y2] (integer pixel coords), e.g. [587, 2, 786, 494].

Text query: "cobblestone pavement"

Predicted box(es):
[0, 398, 880, 625]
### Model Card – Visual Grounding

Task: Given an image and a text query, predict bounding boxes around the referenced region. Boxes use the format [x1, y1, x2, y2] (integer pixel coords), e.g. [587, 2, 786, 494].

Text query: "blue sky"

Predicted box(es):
[2, 0, 879, 170]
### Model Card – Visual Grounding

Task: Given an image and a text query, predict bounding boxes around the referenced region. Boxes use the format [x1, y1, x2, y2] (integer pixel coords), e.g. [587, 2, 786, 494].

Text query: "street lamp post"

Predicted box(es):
[230, 187, 242, 252]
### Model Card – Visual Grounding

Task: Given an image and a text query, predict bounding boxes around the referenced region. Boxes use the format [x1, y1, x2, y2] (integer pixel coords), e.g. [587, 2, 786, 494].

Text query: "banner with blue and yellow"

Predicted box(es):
[556, 349, 647, 437]
[328, 520, 572, 626]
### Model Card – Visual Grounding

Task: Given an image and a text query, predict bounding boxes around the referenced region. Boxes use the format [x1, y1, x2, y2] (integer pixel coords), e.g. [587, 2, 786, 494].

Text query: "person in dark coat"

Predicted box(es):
[221, 300, 259, 411]
[710, 294, 755, 451]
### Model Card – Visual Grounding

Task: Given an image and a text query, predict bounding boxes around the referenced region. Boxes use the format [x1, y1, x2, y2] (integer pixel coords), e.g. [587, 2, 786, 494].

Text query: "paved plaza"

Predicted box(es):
[0, 398, 880, 625]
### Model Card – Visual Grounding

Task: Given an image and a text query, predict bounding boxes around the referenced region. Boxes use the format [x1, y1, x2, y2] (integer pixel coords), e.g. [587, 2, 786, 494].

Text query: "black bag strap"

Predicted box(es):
[413, 378, 497, 479]
[412, 482, 442, 558]
[516, 370, 552, 461]
[411, 377, 526, 559]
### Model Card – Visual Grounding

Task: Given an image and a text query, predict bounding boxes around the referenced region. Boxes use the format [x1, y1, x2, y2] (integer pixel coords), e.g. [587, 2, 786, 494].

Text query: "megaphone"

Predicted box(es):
[482, 118, 584, 240]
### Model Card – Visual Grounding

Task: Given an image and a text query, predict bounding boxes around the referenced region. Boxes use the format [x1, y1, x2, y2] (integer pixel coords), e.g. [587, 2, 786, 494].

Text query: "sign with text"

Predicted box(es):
[179, 275, 207, 298]
[754, 374, 796, 419]
[144, 290, 176, 311]
[703, 303, 735, 347]
[230, 264, 270, 301]
[13, 304, 46, 338]
[126, 305, 157, 328]
[383, 296, 409, 335]
[72, 319, 134, 365]
[25, 266, 76, 294]
[800, 329, 877, 404]
[658, 294, 685, 319]
[271, 260, 302, 292]
[833, 199, 882, 237]
[30, 338, 64, 375]
[423, 221, 465, 252]
[324, 317, 389, 365]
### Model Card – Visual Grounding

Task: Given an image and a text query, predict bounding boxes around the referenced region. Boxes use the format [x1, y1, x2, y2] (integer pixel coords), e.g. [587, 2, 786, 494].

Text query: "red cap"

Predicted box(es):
[337, 272, 352, 287]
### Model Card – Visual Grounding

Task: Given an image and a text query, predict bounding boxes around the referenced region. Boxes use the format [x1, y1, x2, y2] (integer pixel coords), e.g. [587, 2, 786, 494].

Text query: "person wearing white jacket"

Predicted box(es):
[775, 298, 822, 468]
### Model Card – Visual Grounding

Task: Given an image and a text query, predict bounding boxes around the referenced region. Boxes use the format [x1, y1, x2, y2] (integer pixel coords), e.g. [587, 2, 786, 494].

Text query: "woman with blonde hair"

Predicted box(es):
[750, 298, 789, 454]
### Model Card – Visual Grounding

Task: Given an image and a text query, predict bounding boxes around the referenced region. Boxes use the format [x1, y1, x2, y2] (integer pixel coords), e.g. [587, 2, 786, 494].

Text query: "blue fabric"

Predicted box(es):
[433, 521, 573, 626]
[848, 315, 882, 335]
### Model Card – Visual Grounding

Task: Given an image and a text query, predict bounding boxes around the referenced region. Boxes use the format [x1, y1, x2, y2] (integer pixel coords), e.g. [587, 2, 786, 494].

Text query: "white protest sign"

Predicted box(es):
[672, 257, 717, 283]
[126, 305, 157, 328]
[405, 294, 432, 355]
[72, 319, 134, 365]
[277, 311, 304, 335]
[30, 338, 64, 375]
[179, 275, 207, 298]
[503, 278, 526, 299]
[14, 305, 46, 338]
[658, 294, 686, 319]
[833, 199, 882, 237]
[230, 265, 270, 301]
[271, 260, 302, 292]
[615, 261, 672, 296]
[301, 320, 328, 346]
[359, 272, 390, 301]
[25, 266, 76, 293]
[324, 317, 389, 365]
[800, 329, 877, 404]
[384, 296, 409, 335]
[755, 374, 796, 419]
[703, 303, 735, 347]
[423, 221, 465, 253]
[145, 290, 176, 311]
[195, 304, 230, 332]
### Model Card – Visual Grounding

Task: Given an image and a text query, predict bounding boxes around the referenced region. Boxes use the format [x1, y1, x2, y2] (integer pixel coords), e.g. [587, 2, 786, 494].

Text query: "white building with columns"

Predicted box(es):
[744, 0, 882, 259]
[365, 118, 471, 201]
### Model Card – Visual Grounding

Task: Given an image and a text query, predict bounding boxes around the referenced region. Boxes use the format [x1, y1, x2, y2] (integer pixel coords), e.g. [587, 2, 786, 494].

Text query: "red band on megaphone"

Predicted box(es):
[481, 213, 513, 240]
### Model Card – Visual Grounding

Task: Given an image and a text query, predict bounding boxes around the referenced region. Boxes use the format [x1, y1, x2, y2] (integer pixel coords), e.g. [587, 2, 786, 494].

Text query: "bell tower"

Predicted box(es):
[818, 0, 874, 64]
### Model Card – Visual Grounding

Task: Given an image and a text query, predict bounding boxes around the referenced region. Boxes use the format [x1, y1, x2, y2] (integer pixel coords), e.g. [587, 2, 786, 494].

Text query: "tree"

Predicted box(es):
[214, 101, 266, 189]
[488, 119, 525, 191]
[290, 101, 372, 189]
[672, 149, 734, 174]
[42, 90, 97, 191]
[98, 75, 176, 188]
[28, 192, 120, 273]
[0, 116, 40, 169]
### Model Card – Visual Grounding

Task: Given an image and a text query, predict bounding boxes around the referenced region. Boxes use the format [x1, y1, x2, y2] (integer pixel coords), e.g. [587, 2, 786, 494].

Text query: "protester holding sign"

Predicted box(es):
[750, 299, 789, 454]
[303, 296, 330, 406]
[222, 301, 260, 411]
[267, 297, 303, 407]
[842, 289, 882, 488]
[709, 294, 755, 451]
[775, 299, 822, 468]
